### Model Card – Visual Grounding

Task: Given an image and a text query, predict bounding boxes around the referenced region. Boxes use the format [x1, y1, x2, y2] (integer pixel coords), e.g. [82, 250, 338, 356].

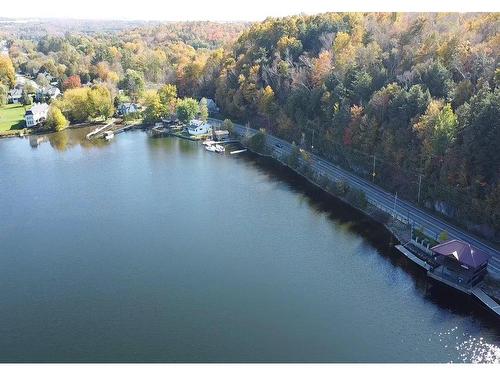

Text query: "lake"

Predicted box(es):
[0, 128, 498, 363]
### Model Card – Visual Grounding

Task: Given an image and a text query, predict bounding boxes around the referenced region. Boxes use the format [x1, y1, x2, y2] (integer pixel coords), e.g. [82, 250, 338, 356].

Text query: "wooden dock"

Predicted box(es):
[395, 245, 431, 271]
[86, 123, 113, 139]
[114, 123, 136, 134]
[472, 287, 500, 317]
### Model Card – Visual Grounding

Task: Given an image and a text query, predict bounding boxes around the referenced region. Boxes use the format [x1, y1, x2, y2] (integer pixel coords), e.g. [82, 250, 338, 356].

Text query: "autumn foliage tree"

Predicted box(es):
[63, 75, 81, 90]
[46, 105, 69, 132]
[201, 13, 500, 239]
[0, 56, 15, 89]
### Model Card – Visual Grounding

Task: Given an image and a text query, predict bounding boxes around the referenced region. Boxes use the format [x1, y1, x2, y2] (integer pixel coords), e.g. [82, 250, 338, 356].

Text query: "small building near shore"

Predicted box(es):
[187, 119, 212, 135]
[25, 103, 49, 128]
[429, 239, 490, 288]
[214, 129, 229, 140]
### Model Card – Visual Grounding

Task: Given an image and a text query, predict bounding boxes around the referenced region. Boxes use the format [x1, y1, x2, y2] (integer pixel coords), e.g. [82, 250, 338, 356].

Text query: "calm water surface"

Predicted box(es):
[0, 128, 499, 363]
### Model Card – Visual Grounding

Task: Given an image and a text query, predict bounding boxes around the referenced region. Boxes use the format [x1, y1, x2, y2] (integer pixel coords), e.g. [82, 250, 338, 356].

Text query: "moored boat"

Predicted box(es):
[103, 131, 114, 141]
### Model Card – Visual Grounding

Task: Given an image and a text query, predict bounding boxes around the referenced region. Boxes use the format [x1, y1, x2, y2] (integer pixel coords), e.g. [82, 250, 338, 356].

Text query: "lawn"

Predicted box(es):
[0, 103, 26, 131]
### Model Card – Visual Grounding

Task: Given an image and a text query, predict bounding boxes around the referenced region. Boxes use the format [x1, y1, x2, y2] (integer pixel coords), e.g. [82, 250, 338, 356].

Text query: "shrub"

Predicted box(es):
[287, 145, 300, 169]
[335, 180, 350, 196]
[222, 118, 234, 132]
[248, 129, 266, 153]
[345, 188, 368, 209]
[438, 230, 449, 242]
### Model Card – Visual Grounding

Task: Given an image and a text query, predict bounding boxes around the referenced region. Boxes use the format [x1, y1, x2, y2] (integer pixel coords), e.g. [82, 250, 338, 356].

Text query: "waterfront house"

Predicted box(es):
[429, 239, 490, 289]
[187, 119, 212, 135]
[117, 102, 139, 116]
[214, 129, 229, 140]
[25, 103, 49, 128]
[8, 88, 22, 103]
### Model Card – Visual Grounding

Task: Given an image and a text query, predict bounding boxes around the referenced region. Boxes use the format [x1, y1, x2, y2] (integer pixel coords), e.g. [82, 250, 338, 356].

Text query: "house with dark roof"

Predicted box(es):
[428, 239, 490, 290]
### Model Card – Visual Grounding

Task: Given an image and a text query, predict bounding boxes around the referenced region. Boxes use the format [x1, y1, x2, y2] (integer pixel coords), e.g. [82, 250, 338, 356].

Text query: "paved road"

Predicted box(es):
[227, 122, 500, 276]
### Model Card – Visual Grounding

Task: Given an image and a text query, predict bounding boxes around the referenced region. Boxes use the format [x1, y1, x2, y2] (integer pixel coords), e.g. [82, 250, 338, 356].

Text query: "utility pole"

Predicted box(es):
[311, 129, 315, 150]
[417, 174, 423, 205]
[372, 155, 376, 183]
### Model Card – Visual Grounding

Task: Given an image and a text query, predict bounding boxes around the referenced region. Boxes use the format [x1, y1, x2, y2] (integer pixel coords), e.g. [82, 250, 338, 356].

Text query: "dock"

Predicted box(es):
[395, 245, 431, 271]
[230, 149, 247, 155]
[395, 243, 500, 318]
[86, 122, 113, 139]
[86, 120, 137, 140]
[114, 123, 136, 134]
[202, 139, 240, 144]
[472, 287, 500, 317]
[426, 271, 472, 295]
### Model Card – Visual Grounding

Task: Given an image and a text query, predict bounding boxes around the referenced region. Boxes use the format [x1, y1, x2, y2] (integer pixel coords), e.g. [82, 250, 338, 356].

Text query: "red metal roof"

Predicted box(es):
[431, 239, 490, 268]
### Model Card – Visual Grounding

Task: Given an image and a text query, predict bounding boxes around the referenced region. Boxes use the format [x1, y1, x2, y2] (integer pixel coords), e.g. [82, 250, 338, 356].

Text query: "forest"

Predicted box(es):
[0, 13, 498, 240]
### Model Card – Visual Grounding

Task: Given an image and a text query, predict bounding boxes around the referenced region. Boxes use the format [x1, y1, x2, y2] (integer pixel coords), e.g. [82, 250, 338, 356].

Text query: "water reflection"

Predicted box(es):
[3, 131, 499, 363]
[432, 326, 500, 363]
[29, 134, 49, 148]
[147, 135, 198, 156]
[48, 130, 70, 151]
[27, 126, 111, 151]
[236, 150, 500, 331]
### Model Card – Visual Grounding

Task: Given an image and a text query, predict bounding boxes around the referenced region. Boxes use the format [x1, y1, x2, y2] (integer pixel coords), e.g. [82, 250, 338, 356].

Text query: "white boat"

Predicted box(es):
[103, 131, 114, 141]
[204, 141, 225, 153]
[215, 144, 225, 153]
[205, 144, 218, 152]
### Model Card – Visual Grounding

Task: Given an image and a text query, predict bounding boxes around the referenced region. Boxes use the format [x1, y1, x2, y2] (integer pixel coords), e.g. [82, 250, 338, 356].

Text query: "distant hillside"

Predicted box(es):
[0, 19, 249, 49]
[121, 21, 250, 49]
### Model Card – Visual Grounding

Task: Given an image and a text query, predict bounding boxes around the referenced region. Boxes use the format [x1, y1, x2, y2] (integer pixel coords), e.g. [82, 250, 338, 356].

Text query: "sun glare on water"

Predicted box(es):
[433, 327, 500, 364]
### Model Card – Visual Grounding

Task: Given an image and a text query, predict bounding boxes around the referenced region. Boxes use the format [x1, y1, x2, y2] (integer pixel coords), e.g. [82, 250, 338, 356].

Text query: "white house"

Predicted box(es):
[8, 88, 22, 104]
[25, 103, 49, 128]
[187, 119, 212, 135]
[117, 102, 139, 116]
[35, 86, 60, 102]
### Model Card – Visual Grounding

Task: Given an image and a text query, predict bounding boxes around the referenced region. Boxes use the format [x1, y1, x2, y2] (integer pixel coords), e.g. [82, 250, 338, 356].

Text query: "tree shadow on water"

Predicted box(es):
[238, 152, 500, 329]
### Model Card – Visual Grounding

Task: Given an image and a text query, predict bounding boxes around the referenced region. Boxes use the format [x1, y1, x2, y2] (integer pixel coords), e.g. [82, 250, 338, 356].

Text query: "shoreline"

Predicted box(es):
[0, 122, 104, 139]
[0, 120, 145, 139]
[2, 120, 499, 317]
[238, 136, 500, 318]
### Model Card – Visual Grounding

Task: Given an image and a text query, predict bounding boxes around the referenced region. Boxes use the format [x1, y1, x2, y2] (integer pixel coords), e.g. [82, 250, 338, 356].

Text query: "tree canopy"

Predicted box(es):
[0, 56, 15, 89]
[46, 105, 69, 132]
[176, 97, 199, 123]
